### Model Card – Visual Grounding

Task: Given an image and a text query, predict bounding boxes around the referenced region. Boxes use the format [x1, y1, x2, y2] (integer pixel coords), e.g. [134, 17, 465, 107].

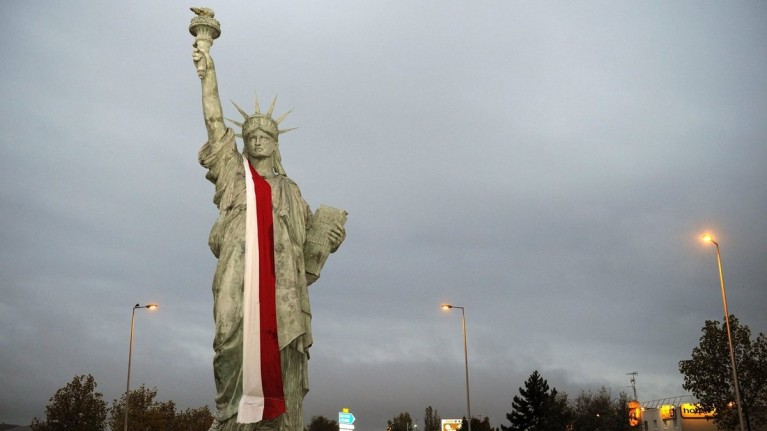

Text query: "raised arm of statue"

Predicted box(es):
[190, 8, 225, 143]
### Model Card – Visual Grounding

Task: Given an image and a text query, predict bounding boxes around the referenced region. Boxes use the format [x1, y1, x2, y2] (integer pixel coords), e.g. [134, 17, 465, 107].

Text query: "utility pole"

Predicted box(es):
[627, 371, 638, 400]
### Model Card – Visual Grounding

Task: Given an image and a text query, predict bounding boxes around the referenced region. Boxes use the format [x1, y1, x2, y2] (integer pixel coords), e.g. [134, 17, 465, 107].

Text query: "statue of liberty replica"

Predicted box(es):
[189, 8, 347, 431]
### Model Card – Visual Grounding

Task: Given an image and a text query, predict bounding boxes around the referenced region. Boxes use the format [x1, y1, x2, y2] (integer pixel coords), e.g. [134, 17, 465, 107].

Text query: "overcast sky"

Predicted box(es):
[2, 1, 766, 429]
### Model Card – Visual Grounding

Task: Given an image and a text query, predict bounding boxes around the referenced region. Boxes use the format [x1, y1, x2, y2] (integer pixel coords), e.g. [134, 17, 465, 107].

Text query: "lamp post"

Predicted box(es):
[125, 303, 158, 431]
[441, 304, 472, 431]
[702, 235, 745, 431]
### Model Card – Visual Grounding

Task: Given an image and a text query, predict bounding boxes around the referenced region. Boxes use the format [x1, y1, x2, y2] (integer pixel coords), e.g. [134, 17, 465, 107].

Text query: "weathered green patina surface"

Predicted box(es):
[190, 8, 346, 431]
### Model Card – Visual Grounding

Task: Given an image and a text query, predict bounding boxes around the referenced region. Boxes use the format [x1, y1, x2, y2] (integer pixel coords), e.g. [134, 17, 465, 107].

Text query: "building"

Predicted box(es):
[639, 396, 717, 431]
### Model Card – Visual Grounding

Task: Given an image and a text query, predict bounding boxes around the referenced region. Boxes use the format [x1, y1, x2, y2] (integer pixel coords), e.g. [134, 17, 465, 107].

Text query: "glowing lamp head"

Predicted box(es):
[441, 304, 453, 310]
[147, 304, 158, 310]
[702, 234, 713, 243]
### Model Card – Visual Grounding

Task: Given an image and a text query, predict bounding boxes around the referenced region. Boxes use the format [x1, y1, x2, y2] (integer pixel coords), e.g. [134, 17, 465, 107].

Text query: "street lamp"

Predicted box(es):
[125, 303, 157, 431]
[441, 304, 472, 431]
[701, 235, 745, 431]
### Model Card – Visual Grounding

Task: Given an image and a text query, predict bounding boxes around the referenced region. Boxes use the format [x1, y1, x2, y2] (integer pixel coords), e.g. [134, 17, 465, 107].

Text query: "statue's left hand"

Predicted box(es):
[328, 222, 346, 253]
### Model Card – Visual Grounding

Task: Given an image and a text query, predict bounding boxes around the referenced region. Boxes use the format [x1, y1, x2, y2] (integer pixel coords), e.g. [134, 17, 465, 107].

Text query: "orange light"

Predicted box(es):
[702, 234, 714, 243]
[660, 405, 676, 420]
[441, 304, 452, 310]
[147, 304, 158, 310]
[628, 400, 642, 427]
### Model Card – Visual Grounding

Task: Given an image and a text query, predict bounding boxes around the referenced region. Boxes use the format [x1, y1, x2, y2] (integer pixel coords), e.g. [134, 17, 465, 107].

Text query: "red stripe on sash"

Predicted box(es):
[247, 162, 286, 420]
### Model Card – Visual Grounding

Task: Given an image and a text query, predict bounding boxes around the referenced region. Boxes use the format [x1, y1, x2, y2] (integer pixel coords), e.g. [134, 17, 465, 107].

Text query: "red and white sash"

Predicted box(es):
[238, 158, 286, 423]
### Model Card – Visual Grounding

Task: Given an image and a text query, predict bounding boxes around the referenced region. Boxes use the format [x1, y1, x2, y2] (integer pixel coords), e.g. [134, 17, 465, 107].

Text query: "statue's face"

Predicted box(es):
[244, 129, 277, 159]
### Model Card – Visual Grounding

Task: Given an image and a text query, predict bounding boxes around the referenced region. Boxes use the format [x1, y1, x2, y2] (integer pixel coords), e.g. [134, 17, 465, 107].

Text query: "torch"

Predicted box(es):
[189, 7, 221, 79]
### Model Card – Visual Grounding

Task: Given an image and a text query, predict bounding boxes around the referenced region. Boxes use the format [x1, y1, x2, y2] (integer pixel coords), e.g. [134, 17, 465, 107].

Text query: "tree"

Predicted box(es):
[424, 406, 441, 431]
[308, 415, 339, 431]
[470, 416, 496, 431]
[679, 316, 767, 431]
[147, 399, 177, 430]
[176, 406, 214, 431]
[109, 384, 174, 431]
[31, 374, 107, 431]
[541, 390, 571, 431]
[570, 387, 629, 431]
[30, 417, 47, 430]
[388, 412, 414, 431]
[502, 370, 571, 431]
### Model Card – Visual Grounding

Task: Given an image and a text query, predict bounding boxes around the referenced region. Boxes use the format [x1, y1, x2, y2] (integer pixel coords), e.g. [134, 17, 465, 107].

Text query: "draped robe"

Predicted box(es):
[199, 128, 313, 431]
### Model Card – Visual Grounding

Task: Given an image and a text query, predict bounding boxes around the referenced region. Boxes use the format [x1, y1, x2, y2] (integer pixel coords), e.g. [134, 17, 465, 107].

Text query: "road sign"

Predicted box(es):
[339, 412, 356, 425]
[339, 424, 355, 430]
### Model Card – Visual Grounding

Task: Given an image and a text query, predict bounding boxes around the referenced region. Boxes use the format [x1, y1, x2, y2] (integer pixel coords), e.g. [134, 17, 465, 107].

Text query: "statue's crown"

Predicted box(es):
[226, 94, 296, 140]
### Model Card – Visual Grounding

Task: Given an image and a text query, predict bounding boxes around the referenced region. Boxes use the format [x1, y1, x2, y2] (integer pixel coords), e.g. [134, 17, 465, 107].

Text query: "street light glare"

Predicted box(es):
[702, 234, 714, 243]
[147, 304, 158, 310]
[441, 304, 453, 310]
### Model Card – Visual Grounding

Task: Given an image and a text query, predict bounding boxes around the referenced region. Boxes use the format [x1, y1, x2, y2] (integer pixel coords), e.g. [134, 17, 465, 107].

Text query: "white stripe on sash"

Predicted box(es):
[238, 157, 265, 423]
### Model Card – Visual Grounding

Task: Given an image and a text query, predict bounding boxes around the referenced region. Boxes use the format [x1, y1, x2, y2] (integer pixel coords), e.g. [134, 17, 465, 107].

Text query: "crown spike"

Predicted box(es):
[278, 127, 298, 135]
[267, 95, 278, 117]
[231, 101, 249, 120]
[225, 117, 244, 128]
[275, 108, 293, 125]
[254, 91, 261, 114]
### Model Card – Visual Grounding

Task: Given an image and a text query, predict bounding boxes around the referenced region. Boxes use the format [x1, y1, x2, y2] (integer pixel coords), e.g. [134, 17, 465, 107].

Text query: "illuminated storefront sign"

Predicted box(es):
[680, 403, 715, 419]
[659, 405, 676, 420]
[628, 400, 643, 427]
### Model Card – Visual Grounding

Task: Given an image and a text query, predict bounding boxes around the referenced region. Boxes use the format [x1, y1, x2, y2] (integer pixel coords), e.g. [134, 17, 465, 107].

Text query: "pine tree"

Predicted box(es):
[502, 370, 570, 431]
